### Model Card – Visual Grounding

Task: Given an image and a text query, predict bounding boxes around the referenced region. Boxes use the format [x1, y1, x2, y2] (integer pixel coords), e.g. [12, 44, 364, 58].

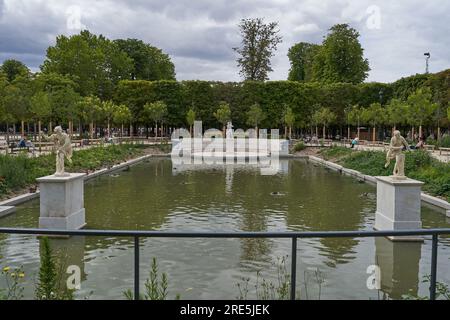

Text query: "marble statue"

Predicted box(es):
[41, 126, 73, 177]
[226, 121, 234, 139]
[385, 130, 410, 179]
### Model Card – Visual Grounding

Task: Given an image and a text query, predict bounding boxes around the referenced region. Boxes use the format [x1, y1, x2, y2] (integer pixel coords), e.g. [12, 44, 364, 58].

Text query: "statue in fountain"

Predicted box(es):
[385, 130, 410, 179]
[40, 126, 73, 177]
[226, 121, 234, 139]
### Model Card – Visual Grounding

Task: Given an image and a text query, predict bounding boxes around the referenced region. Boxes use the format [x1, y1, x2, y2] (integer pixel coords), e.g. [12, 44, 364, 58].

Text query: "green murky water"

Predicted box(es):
[1, 158, 449, 300]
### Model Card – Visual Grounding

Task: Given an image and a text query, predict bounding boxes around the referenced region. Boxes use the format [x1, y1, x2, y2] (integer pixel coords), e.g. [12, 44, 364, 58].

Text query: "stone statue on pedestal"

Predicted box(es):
[226, 121, 234, 139]
[385, 130, 410, 179]
[41, 126, 73, 177]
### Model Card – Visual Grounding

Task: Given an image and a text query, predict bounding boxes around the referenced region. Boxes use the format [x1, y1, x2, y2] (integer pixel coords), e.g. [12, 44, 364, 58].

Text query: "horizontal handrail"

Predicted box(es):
[0, 227, 449, 238]
[1, 227, 448, 300]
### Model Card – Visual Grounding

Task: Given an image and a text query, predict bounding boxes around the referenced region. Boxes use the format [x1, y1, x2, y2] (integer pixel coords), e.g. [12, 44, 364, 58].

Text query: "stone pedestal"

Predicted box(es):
[374, 176, 424, 241]
[37, 173, 86, 230]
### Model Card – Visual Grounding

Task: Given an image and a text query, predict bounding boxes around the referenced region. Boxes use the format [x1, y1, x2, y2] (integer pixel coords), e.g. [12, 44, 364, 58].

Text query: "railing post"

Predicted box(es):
[290, 237, 297, 300]
[134, 236, 140, 300]
[430, 234, 438, 300]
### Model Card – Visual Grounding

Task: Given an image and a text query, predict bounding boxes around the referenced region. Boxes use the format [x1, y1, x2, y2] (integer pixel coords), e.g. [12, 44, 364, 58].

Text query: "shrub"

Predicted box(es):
[293, 142, 306, 152]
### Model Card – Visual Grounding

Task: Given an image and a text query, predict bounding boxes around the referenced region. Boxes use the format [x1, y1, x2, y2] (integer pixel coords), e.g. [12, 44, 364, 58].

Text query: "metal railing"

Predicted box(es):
[0, 227, 449, 300]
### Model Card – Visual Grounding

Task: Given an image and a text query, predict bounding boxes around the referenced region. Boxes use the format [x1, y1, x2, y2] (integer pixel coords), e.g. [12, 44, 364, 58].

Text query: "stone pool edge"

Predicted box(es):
[303, 155, 450, 217]
[0, 153, 171, 217]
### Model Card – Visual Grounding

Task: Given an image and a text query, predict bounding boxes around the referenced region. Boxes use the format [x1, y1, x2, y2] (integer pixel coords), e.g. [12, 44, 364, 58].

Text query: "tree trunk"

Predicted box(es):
[289, 126, 292, 139]
[49, 121, 52, 133]
[107, 120, 111, 138]
[373, 126, 376, 143]
[438, 126, 441, 141]
[155, 122, 159, 143]
[90, 121, 94, 140]
[322, 125, 326, 140]
[419, 125, 423, 140]
[347, 126, 350, 140]
[21, 120, 25, 137]
[38, 120, 42, 152]
[315, 126, 318, 139]
[5, 122, 9, 154]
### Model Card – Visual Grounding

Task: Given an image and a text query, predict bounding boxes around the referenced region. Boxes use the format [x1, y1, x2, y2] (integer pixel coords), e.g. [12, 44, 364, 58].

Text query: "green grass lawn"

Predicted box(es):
[319, 147, 450, 202]
[0, 144, 146, 199]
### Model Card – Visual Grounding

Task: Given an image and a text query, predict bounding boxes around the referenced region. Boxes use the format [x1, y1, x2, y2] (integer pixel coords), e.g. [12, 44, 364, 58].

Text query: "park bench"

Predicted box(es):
[424, 145, 435, 152]
[439, 147, 450, 158]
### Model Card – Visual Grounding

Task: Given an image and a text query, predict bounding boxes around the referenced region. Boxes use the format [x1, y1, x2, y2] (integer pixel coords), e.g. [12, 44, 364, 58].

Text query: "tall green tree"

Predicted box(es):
[312, 24, 370, 84]
[214, 102, 232, 134]
[30, 92, 52, 151]
[75, 96, 102, 139]
[246, 103, 266, 136]
[42, 30, 133, 99]
[0, 59, 30, 82]
[362, 103, 386, 142]
[101, 100, 119, 138]
[386, 98, 408, 132]
[287, 42, 320, 81]
[113, 104, 132, 137]
[143, 101, 168, 140]
[313, 107, 336, 139]
[347, 105, 363, 139]
[406, 88, 438, 139]
[114, 39, 176, 81]
[233, 18, 282, 81]
[283, 107, 295, 139]
[186, 108, 196, 136]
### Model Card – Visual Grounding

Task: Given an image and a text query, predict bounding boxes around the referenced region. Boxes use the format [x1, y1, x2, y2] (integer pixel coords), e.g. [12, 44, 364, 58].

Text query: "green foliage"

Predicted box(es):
[319, 146, 353, 160]
[0, 144, 145, 198]
[186, 109, 196, 128]
[406, 88, 438, 127]
[41, 30, 133, 99]
[246, 104, 266, 128]
[214, 102, 232, 127]
[143, 101, 168, 128]
[233, 18, 283, 81]
[124, 257, 178, 300]
[293, 142, 306, 152]
[236, 256, 297, 300]
[287, 42, 320, 81]
[0, 59, 30, 82]
[113, 104, 132, 126]
[114, 38, 176, 81]
[35, 237, 74, 300]
[386, 98, 408, 127]
[30, 91, 52, 122]
[362, 102, 385, 127]
[0, 265, 25, 300]
[338, 150, 450, 202]
[403, 275, 450, 300]
[312, 24, 370, 84]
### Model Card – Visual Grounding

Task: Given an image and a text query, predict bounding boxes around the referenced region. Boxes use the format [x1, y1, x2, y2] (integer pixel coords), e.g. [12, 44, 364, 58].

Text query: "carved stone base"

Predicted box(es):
[37, 173, 86, 230]
[374, 176, 424, 242]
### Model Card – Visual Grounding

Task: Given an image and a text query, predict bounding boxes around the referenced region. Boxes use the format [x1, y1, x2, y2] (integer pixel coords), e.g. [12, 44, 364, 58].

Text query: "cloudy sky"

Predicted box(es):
[0, 0, 449, 83]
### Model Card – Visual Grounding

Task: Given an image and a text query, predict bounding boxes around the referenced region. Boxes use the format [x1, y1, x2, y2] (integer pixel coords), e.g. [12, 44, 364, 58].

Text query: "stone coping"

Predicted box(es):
[0, 206, 16, 218]
[36, 173, 87, 183]
[375, 176, 425, 186]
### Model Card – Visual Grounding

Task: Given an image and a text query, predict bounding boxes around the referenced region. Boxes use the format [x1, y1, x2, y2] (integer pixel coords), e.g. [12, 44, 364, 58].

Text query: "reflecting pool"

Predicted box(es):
[1, 159, 449, 299]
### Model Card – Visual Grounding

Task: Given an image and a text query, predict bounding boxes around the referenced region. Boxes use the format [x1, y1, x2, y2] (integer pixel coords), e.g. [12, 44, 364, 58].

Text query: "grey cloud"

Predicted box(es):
[0, 0, 448, 82]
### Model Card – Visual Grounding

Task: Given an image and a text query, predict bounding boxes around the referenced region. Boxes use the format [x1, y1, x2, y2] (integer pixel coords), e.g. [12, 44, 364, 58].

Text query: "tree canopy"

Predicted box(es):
[233, 18, 282, 81]
[288, 24, 370, 84]
[114, 39, 176, 81]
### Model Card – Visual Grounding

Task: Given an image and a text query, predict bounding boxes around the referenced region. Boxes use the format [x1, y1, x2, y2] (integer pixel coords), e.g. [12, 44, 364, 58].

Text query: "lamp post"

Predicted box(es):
[424, 52, 430, 74]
